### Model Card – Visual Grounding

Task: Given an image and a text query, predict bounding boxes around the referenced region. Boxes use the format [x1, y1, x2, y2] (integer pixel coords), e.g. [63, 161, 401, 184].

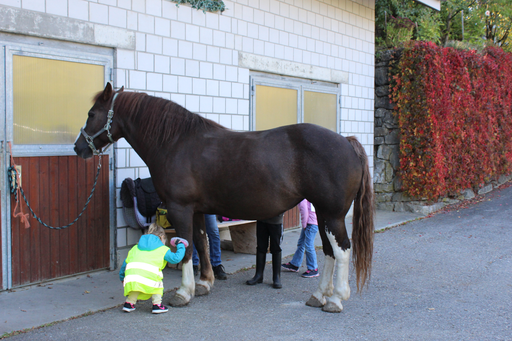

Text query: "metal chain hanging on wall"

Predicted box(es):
[8, 142, 103, 230]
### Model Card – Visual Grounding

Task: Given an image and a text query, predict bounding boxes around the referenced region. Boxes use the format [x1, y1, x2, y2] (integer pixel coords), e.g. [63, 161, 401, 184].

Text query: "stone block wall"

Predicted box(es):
[374, 50, 402, 211]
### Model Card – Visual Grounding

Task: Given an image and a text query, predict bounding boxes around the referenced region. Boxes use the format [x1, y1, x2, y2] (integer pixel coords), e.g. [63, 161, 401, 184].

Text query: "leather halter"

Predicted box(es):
[80, 93, 118, 155]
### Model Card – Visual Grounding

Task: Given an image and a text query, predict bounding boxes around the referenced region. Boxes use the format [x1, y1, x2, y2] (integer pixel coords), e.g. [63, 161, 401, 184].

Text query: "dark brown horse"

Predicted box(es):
[74, 83, 374, 313]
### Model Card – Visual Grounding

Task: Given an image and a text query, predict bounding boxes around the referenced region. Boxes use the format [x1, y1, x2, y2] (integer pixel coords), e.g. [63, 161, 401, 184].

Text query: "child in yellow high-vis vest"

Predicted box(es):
[119, 223, 188, 314]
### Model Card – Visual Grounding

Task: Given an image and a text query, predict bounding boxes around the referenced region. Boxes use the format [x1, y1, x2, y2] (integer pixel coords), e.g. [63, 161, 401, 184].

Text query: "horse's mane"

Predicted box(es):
[112, 91, 226, 146]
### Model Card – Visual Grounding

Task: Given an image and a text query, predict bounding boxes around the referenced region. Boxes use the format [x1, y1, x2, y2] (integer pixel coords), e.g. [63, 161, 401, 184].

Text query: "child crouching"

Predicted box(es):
[119, 223, 188, 314]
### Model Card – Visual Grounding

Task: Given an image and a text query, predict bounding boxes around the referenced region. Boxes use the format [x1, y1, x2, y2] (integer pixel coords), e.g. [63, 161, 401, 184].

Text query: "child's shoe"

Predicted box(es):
[122, 302, 136, 312]
[281, 262, 299, 272]
[301, 269, 319, 278]
[152, 303, 169, 314]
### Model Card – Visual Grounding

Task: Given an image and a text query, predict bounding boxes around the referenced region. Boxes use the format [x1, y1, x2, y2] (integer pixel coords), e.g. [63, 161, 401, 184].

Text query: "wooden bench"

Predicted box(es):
[217, 220, 257, 255]
[162, 219, 258, 255]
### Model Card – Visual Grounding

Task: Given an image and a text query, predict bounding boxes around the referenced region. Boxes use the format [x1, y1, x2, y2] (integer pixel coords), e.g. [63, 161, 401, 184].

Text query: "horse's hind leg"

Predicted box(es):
[194, 214, 215, 296]
[307, 215, 351, 313]
[306, 255, 335, 308]
[323, 217, 351, 313]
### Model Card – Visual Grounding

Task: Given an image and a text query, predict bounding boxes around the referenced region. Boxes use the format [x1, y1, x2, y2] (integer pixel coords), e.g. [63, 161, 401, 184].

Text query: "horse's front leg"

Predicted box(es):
[193, 213, 215, 296]
[172, 256, 195, 307]
[166, 205, 195, 307]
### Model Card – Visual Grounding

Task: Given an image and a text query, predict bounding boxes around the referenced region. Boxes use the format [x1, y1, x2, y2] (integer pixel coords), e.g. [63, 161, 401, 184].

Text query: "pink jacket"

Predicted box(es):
[299, 199, 318, 229]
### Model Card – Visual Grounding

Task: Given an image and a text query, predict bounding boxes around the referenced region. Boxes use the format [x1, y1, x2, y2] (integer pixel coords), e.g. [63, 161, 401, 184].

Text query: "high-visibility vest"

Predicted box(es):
[123, 245, 169, 300]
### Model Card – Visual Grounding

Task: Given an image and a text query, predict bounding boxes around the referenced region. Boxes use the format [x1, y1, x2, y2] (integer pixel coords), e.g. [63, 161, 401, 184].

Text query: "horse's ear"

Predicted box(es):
[119, 86, 125, 92]
[102, 82, 113, 101]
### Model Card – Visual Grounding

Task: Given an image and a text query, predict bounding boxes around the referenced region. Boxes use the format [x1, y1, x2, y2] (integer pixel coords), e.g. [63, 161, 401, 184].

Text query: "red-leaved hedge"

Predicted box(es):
[390, 41, 512, 200]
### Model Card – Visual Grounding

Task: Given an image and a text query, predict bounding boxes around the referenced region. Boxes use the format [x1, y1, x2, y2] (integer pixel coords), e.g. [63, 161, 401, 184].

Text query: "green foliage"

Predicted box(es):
[444, 40, 485, 52]
[386, 16, 415, 47]
[463, 0, 512, 51]
[416, 13, 442, 43]
[376, 0, 441, 47]
[438, 0, 471, 43]
[170, 0, 225, 13]
[376, 0, 512, 50]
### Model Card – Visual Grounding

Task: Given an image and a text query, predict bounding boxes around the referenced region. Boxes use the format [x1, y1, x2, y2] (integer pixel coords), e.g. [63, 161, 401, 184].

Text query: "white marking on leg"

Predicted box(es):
[326, 231, 351, 309]
[311, 255, 335, 305]
[176, 259, 195, 301]
[196, 279, 211, 291]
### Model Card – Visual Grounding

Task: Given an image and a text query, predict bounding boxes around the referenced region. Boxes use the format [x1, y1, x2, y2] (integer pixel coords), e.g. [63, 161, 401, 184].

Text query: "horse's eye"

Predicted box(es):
[88, 112, 95, 118]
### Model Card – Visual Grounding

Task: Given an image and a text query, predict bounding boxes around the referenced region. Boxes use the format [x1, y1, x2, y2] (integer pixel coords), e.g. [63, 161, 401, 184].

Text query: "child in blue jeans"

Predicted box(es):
[282, 199, 319, 278]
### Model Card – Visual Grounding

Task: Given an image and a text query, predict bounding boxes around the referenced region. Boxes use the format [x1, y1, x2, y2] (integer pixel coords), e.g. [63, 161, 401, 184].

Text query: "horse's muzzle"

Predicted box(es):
[74, 143, 93, 159]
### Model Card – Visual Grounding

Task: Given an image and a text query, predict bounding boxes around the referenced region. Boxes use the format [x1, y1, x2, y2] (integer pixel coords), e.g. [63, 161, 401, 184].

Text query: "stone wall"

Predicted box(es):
[373, 50, 404, 211]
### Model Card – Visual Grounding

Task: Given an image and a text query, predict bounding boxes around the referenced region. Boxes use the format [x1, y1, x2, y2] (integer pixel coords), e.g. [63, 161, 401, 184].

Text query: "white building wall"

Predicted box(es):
[0, 0, 375, 252]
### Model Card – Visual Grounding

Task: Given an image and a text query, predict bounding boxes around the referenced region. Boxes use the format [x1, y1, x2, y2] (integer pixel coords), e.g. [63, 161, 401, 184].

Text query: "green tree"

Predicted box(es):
[439, 0, 477, 44]
[464, 0, 512, 50]
[375, 0, 442, 47]
[376, 0, 512, 51]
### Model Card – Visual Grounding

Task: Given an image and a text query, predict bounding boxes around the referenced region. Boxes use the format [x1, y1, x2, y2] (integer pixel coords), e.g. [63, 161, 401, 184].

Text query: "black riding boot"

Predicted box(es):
[246, 251, 266, 285]
[272, 252, 282, 289]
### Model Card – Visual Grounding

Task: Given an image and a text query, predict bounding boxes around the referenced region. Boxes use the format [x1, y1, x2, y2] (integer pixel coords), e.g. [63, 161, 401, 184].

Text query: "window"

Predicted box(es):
[254, 85, 298, 130]
[303, 90, 338, 132]
[251, 74, 340, 132]
[4, 41, 112, 156]
[13, 56, 104, 145]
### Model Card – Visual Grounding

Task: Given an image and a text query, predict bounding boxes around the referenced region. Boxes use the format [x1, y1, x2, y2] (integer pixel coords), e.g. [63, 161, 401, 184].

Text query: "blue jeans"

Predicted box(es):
[193, 214, 222, 267]
[289, 224, 318, 270]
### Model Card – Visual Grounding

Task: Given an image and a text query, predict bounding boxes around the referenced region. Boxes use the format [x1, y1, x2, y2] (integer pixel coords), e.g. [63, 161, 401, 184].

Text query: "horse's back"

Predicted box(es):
[224, 123, 363, 196]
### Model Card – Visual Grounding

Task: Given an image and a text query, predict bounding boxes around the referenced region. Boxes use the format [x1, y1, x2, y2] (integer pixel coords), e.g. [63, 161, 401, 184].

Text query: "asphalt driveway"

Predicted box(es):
[5, 185, 512, 341]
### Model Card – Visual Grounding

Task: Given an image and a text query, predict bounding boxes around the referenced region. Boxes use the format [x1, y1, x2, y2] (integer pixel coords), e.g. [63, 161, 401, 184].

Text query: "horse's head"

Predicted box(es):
[74, 83, 124, 159]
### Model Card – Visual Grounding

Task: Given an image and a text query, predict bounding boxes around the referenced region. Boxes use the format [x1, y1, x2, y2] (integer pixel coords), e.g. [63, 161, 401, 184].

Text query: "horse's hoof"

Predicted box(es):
[322, 301, 343, 313]
[168, 293, 190, 307]
[306, 295, 325, 308]
[195, 284, 210, 296]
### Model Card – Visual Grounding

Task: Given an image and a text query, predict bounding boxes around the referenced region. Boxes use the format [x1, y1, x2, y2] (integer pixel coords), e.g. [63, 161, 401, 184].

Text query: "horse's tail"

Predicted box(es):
[347, 136, 375, 292]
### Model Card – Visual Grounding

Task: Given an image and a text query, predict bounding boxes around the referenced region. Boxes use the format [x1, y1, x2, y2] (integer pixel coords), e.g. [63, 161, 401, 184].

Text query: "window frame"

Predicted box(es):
[250, 73, 341, 133]
[5, 43, 112, 157]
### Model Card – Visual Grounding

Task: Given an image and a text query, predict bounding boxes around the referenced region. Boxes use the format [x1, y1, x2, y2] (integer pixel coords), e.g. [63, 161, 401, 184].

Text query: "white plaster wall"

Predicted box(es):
[0, 0, 375, 250]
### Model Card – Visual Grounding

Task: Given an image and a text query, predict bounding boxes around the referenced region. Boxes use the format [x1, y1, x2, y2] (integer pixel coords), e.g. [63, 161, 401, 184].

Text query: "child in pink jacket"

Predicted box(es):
[282, 199, 319, 278]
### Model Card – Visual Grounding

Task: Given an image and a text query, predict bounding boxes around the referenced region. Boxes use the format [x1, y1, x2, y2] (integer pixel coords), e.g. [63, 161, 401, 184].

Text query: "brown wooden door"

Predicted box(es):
[10, 155, 110, 287]
[283, 206, 300, 230]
